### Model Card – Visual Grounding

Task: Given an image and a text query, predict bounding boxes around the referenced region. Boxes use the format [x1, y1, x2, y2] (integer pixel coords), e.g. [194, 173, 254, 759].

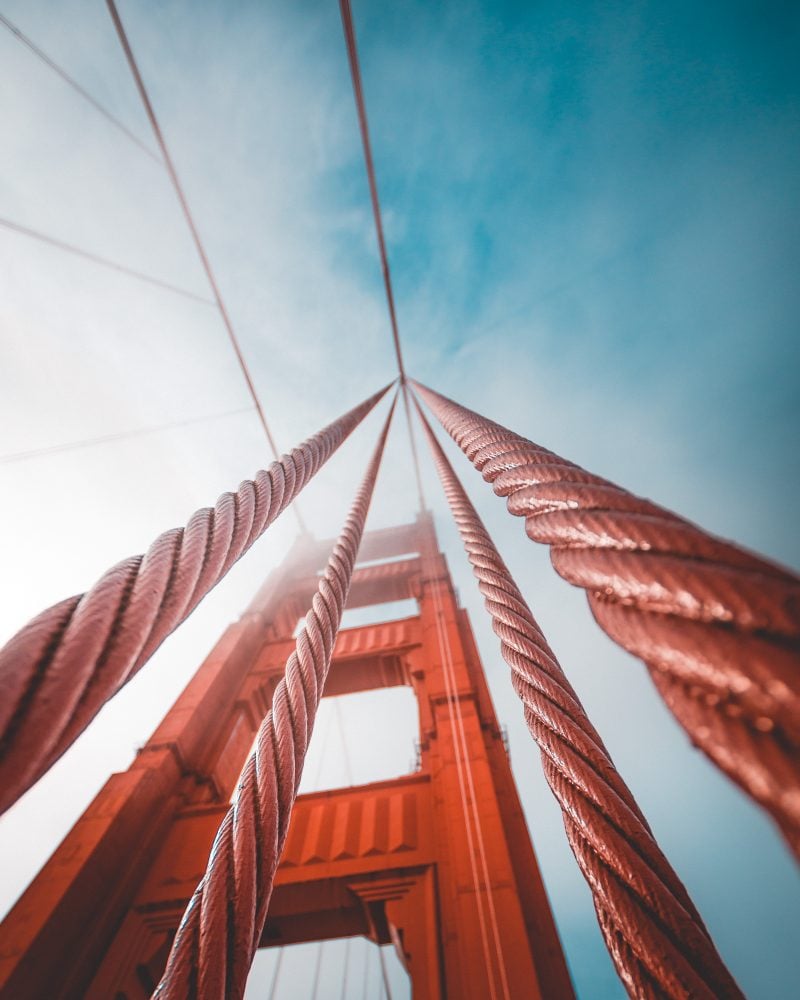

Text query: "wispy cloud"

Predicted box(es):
[1, 1, 798, 997]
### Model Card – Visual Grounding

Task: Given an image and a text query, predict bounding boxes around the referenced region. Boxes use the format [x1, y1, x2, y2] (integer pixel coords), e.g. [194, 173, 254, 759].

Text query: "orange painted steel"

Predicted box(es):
[0, 515, 574, 999]
[416, 400, 743, 999]
[0, 384, 390, 817]
[414, 380, 800, 858]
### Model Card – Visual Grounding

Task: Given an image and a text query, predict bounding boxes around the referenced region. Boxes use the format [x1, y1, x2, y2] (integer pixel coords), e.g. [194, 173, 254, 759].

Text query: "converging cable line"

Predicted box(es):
[104, 0, 309, 533]
[0, 11, 161, 163]
[339, 0, 404, 381]
[338, 0, 426, 511]
[1, 9, 305, 526]
[0, 216, 216, 305]
[0, 406, 254, 466]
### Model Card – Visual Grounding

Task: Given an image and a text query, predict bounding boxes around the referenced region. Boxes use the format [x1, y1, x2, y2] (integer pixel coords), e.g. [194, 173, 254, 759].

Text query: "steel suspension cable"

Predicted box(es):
[414, 380, 800, 858]
[338, 0, 426, 512]
[104, 1, 304, 530]
[0, 12, 160, 162]
[0, 216, 215, 305]
[338, 0, 403, 380]
[413, 396, 744, 999]
[152, 399, 395, 999]
[403, 383, 427, 512]
[0, 384, 391, 816]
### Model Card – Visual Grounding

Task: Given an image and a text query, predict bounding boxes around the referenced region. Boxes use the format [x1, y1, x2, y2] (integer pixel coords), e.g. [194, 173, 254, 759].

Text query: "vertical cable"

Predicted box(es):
[338, 0, 405, 381]
[266, 948, 284, 1000]
[377, 947, 393, 1000]
[341, 938, 351, 1000]
[429, 576, 510, 998]
[332, 699, 354, 785]
[427, 579, 497, 997]
[338, 0, 429, 520]
[413, 391, 745, 999]
[361, 940, 371, 1000]
[153, 401, 397, 999]
[310, 942, 325, 999]
[310, 707, 335, 790]
[402, 383, 426, 512]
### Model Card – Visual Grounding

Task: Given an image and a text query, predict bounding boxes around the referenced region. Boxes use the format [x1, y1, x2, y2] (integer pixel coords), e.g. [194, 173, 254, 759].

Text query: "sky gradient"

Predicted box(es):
[1, 1, 798, 997]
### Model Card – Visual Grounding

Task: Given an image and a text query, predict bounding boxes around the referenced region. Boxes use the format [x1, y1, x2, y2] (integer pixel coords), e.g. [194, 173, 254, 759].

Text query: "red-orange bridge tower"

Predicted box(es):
[0, 514, 574, 999]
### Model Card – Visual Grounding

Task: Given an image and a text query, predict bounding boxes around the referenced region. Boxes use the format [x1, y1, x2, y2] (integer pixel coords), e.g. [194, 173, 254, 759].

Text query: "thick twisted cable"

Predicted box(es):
[153, 401, 394, 1000]
[0, 384, 391, 815]
[415, 403, 743, 999]
[413, 380, 800, 857]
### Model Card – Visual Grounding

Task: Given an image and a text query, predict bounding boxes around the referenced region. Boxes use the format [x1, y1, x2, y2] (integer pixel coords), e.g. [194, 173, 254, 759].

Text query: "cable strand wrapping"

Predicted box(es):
[0, 385, 391, 815]
[413, 394, 743, 999]
[412, 380, 800, 857]
[153, 400, 394, 999]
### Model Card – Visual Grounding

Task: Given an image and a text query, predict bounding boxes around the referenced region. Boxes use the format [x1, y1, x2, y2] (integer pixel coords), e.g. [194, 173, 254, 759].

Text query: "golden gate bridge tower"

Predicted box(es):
[0, 1, 798, 998]
[0, 513, 574, 998]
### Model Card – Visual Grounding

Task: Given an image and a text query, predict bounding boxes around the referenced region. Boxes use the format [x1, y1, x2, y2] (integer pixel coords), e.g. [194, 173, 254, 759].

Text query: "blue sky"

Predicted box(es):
[343, 0, 800, 550]
[0, 1, 798, 997]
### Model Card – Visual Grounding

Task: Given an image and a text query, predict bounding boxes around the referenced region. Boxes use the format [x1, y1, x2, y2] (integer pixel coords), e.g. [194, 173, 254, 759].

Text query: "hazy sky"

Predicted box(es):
[1, 1, 798, 997]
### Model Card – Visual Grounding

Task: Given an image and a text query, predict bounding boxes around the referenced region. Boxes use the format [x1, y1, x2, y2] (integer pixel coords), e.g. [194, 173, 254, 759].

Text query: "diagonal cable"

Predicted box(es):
[0, 11, 160, 162]
[413, 378, 800, 858]
[0, 216, 215, 305]
[105, 0, 306, 529]
[411, 392, 744, 999]
[153, 397, 396, 1000]
[0, 405, 252, 466]
[0, 383, 392, 816]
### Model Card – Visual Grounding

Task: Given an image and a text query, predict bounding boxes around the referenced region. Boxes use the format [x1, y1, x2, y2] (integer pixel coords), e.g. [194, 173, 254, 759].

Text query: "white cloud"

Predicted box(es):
[1, 2, 798, 997]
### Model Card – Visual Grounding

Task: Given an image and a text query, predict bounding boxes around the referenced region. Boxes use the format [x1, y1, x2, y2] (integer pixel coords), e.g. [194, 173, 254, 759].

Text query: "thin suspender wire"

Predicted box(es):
[338, 0, 404, 381]
[266, 948, 284, 1000]
[377, 947, 393, 1000]
[307, 703, 335, 1000]
[0, 216, 215, 305]
[338, 1, 428, 513]
[333, 699, 355, 785]
[430, 576, 511, 999]
[0, 12, 161, 162]
[105, 0, 306, 533]
[402, 383, 427, 512]
[341, 938, 351, 1000]
[329, 705, 355, 995]
[310, 942, 325, 999]
[362, 940, 371, 1000]
[428, 575, 499, 1000]
[311, 706, 335, 790]
[0, 405, 252, 466]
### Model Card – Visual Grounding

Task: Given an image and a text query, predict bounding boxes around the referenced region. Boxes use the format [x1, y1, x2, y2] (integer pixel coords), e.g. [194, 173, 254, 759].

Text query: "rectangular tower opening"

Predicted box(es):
[298, 685, 420, 793]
